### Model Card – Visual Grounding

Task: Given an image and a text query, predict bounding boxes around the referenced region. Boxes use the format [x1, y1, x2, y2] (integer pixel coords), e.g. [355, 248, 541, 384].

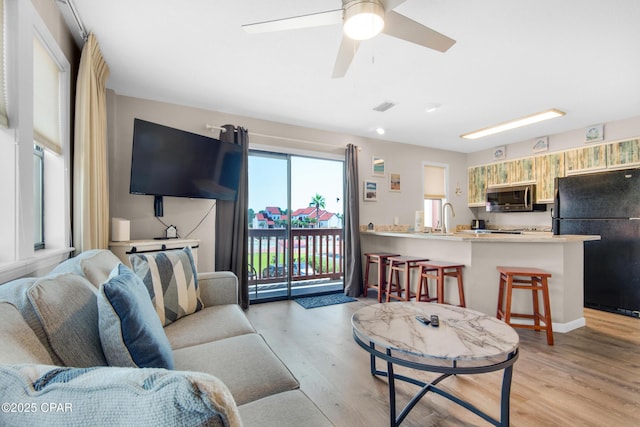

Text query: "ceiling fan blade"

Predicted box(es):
[382, 10, 456, 52]
[381, 0, 408, 12]
[242, 9, 343, 34]
[332, 36, 360, 78]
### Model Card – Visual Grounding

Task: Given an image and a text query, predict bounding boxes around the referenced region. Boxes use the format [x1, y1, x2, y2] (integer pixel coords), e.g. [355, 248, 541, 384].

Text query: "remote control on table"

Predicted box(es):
[415, 316, 430, 325]
[430, 315, 440, 327]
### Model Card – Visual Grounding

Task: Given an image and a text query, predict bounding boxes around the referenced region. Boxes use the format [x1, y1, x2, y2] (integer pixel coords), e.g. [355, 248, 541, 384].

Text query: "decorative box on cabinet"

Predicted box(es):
[535, 152, 565, 203]
[109, 238, 200, 269]
[467, 166, 487, 207]
[607, 138, 640, 169]
[565, 145, 607, 175]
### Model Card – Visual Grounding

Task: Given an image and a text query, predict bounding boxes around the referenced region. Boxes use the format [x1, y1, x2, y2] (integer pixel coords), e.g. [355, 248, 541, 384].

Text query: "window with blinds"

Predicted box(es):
[423, 164, 447, 230]
[33, 35, 62, 154]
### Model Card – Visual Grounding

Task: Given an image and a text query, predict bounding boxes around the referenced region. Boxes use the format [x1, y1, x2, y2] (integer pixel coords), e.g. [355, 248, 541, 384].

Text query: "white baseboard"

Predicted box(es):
[507, 316, 586, 334]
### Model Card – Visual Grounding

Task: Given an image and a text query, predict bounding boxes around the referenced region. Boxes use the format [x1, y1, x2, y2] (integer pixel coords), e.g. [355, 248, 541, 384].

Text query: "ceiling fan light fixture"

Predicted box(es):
[343, 1, 385, 41]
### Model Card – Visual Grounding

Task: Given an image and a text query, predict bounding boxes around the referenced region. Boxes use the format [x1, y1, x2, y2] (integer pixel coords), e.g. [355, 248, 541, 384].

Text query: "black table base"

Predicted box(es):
[353, 332, 519, 427]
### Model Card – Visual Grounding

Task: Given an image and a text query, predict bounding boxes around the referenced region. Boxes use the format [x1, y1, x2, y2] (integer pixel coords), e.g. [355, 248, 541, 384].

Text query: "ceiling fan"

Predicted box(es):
[242, 0, 456, 78]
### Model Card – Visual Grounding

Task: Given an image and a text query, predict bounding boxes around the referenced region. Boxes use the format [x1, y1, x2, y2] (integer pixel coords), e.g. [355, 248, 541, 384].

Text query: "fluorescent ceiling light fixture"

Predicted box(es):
[343, 1, 385, 40]
[375, 127, 385, 135]
[461, 109, 566, 140]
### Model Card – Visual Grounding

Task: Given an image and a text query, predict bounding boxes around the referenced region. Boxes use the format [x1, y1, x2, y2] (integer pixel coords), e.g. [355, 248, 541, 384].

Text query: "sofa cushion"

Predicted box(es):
[27, 273, 107, 367]
[98, 264, 174, 369]
[129, 246, 203, 326]
[0, 301, 54, 365]
[238, 390, 333, 427]
[0, 364, 242, 427]
[0, 277, 60, 364]
[50, 249, 122, 288]
[165, 304, 256, 350]
[173, 333, 299, 405]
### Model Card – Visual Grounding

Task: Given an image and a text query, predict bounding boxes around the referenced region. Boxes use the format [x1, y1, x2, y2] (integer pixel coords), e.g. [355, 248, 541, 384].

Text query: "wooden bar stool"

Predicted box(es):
[386, 256, 429, 302]
[417, 261, 466, 307]
[496, 266, 554, 345]
[363, 252, 400, 303]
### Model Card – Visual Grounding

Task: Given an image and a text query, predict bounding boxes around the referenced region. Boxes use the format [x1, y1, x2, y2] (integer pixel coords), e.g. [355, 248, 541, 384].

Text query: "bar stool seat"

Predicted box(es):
[386, 256, 429, 302]
[417, 261, 466, 307]
[363, 252, 400, 303]
[496, 266, 554, 345]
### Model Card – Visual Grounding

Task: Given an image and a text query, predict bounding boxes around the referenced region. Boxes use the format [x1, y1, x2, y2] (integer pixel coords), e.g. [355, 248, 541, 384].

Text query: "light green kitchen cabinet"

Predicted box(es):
[508, 157, 536, 184]
[467, 166, 487, 207]
[486, 162, 509, 187]
[607, 138, 640, 169]
[535, 152, 565, 203]
[565, 145, 607, 174]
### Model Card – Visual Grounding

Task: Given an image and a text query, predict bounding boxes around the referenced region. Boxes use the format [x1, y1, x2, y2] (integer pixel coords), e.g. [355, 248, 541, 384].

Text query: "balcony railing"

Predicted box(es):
[248, 228, 344, 294]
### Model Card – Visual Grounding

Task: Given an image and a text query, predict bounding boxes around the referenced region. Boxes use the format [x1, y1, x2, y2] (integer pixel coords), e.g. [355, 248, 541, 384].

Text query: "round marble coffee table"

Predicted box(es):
[352, 302, 519, 427]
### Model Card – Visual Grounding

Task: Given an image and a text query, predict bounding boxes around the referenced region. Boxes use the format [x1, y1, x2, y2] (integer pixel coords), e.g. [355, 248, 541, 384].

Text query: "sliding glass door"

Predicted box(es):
[248, 151, 344, 303]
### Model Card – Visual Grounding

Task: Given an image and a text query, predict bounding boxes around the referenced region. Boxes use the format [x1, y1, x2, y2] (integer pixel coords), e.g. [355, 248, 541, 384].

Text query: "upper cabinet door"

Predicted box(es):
[508, 157, 536, 184]
[487, 162, 509, 187]
[607, 139, 640, 169]
[467, 166, 487, 207]
[536, 152, 565, 203]
[565, 145, 607, 175]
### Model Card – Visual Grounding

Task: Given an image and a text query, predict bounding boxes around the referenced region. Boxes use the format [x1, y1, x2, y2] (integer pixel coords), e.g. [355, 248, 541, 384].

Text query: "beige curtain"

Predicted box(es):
[73, 33, 110, 252]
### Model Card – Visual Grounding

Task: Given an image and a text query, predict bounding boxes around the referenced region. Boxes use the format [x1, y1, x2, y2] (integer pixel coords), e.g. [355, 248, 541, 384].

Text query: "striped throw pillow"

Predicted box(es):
[129, 246, 203, 326]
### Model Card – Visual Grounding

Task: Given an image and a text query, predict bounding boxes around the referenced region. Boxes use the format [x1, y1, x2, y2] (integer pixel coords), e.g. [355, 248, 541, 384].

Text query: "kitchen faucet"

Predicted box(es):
[441, 202, 455, 234]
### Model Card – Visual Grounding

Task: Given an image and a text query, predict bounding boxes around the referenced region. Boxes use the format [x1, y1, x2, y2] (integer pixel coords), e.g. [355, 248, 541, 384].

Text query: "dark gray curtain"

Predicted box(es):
[215, 125, 249, 308]
[344, 144, 362, 296]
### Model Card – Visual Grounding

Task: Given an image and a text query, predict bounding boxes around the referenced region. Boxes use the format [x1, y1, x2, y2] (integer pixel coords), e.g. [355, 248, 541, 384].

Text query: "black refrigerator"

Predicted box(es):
[553, 168, 640, 317]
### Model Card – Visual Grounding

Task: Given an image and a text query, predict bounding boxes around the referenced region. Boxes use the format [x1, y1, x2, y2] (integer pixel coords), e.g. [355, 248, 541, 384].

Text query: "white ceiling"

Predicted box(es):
[68, 0, 640, 153]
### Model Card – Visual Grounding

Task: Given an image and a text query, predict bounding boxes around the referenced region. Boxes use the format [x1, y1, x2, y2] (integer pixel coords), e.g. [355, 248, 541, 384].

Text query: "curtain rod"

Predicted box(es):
[205, 124, 355, 149]
[57, 0, 88, 41]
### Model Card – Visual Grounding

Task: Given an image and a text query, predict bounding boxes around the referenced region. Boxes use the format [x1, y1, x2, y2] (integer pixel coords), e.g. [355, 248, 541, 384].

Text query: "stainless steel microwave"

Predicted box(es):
[486, 184, 546, 212]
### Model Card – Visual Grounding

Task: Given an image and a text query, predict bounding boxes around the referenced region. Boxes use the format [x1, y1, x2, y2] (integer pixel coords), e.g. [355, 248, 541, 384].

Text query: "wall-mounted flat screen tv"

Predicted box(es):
[129, 118, 242, 202]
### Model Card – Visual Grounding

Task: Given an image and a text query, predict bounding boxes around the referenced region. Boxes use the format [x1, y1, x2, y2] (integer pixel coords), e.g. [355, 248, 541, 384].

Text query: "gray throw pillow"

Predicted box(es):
[98, 264, 174, 369]
[129, 246, 203, 326]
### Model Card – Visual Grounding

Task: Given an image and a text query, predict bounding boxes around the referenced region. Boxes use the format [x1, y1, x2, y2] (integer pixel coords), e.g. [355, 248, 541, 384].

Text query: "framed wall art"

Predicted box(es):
[585, 124, 604, 143]
[364, 180, 377, 201]
[532, 136, 549, 153]
[389, 172, 401, 192]
[372, 156, 385, 177]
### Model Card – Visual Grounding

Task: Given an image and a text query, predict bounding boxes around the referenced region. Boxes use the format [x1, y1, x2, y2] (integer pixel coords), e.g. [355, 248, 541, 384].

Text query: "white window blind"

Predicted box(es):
[33, 36, 62, 154]
[0, 0, 8, 128]
[423, 165, 446, 199]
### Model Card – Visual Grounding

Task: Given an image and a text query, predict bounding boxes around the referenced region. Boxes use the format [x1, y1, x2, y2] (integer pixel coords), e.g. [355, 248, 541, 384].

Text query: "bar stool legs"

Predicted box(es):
[363, 252, 400, 303]
[497, 266, 554, 345]
[386, 256, 429, 302]
[417, 261, 466, 307]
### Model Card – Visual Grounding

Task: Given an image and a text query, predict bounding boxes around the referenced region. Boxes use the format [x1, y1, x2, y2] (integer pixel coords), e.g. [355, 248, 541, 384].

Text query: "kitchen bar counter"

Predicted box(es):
[361, 231, 600, 333]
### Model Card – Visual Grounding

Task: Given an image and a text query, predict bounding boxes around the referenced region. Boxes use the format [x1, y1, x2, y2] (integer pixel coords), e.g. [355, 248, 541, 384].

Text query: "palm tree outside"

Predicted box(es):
[309, 193, 326, 228]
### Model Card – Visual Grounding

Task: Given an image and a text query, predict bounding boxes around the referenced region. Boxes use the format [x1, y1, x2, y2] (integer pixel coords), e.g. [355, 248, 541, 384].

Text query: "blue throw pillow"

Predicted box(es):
[97, 264, 174, 369]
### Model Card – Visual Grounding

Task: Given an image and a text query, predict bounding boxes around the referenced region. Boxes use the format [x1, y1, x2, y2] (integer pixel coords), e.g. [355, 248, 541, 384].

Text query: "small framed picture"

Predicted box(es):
[585, 124, 604, 143]
[389, 172, 401, 192]
[372, 156, 385, 177]
[493, 146, 506, 161]
[364, 180, 377, 201]
[532, 136, 549, 153]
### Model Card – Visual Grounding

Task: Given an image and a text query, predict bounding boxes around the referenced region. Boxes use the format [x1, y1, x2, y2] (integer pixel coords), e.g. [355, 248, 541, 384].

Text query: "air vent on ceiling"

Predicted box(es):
[373, 101, 396, 112]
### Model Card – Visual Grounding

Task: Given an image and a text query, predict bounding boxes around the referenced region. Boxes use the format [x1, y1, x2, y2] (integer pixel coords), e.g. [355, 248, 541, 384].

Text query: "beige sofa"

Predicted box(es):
[0, 249, 332, 426]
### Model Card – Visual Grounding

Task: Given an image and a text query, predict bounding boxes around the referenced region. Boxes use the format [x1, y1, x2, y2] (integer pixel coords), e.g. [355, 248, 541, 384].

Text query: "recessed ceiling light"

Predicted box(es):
[376, 128, 385, 135]
[461, 109, 565, 140]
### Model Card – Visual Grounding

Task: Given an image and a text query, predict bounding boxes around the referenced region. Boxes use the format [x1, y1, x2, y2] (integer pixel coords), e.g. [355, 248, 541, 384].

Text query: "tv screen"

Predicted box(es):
[130, 119, 242, 201]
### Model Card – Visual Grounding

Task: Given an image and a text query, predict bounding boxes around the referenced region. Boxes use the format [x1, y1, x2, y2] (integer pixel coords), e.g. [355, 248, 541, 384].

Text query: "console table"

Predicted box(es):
[351, 302, 519, 426]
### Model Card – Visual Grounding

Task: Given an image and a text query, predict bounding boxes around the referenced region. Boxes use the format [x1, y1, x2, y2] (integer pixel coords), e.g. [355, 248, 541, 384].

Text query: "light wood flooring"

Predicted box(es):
[246, 297, 640, 427]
